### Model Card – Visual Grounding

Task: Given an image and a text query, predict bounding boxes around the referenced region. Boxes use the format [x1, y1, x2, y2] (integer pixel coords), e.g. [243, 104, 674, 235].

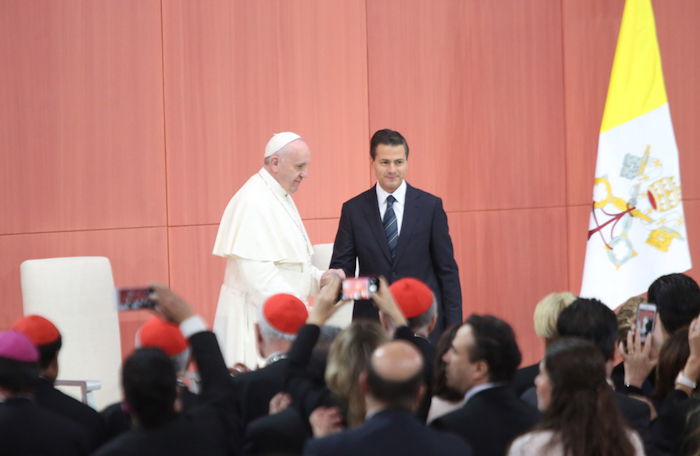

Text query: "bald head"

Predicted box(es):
[365, 340, 425, 410]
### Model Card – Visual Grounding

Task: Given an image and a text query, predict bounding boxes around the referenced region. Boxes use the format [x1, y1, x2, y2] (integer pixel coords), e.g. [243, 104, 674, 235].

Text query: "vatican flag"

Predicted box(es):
[580, 0, 691, 309]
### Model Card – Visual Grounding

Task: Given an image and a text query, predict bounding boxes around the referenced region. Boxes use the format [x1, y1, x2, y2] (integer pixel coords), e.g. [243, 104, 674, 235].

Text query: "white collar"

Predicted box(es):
[375, 179, 407, 205]
[259, 167, 288, 197]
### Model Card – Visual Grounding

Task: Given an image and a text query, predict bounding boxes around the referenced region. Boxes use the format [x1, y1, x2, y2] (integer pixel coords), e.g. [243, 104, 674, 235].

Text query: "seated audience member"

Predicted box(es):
[377, 277, 438, 422]
[93, 285, 242, 456]
[100, 315, 194, 441]
[243, 326, 341, 456]
[557, 298, 659, 456]
[618, 274, 700, 402]
[649, 273, 700, 340]
[611, 296, 652, 393]
[0, 330, 91, 456]
[653, 316, 700, 455]
[430, 315, 540, 456]
[512, 292, 576, 399]
[653, 327, 693, 405]
[233, 293, 308, 430]
[303, 340, 472, 456]
[11, 314, 106, 450]
[286, 275, 388, 430]
[507, 337, 644, 456]
[426, 324, 463, 424]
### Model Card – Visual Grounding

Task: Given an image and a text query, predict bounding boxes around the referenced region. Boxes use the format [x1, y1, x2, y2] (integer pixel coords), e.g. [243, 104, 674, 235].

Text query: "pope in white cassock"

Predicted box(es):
[212, 132, 344, 368]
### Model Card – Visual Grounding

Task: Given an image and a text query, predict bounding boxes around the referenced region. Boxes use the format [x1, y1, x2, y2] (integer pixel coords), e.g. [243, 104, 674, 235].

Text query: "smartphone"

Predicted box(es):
[636, 303, 657, 343]
[116, 287, 155, 311]
[341, 277, 379, 301]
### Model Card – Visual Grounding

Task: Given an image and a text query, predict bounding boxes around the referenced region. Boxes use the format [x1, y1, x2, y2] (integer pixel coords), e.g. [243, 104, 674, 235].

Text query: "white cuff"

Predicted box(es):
[180, 315, 208, 339]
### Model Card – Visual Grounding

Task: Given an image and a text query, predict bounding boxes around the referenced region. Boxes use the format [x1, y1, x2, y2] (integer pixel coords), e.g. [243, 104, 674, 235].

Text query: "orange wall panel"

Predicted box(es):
[366, 0, 567, 213]
[168, 225, 225, 328]
[450, 208, 570, 366]
[0, 0, 167, 235]
[0, 228, 169, 331]
[162, 0, 370, 227]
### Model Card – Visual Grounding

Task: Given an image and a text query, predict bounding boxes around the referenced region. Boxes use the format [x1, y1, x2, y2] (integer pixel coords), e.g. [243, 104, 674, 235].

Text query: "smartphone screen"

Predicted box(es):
[341, 277, 379, 301]
[116, 287, 154, 311]
[636, 303, 657, 343]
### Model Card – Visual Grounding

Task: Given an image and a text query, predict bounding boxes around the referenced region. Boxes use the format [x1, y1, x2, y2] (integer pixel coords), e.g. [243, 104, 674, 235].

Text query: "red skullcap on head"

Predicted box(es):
[262, 294, 308, 335]
[389, 278, 434, 318]
[11, 315, 61, 347]
[0, 331, 40, 363]
[137, 317, 188, 357]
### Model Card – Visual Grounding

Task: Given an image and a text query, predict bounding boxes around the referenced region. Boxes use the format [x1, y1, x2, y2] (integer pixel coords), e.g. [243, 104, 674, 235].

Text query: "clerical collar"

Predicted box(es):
[264, 351, 288, 367]
[375, 180, 407, 206]
[258, 167, 288, 197]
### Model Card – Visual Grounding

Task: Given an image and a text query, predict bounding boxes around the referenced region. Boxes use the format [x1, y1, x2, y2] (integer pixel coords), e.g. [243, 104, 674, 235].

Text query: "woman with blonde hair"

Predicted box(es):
[512, 292, 576, 397]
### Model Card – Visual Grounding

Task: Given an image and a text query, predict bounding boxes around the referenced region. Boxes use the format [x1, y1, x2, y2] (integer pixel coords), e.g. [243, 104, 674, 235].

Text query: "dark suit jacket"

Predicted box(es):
[511, 362, 539, 397]
[304, 407, 472, 456]
[93, 331, 242, 456]
[244, 407, 311, 456]
[430, 385, 540, 456]
[0, 396, 91, 456]
[232, 357, 288, 430]
[330, 184, 462, 343]
[32, 375, 106, 450]
[100, 385, 198, 443]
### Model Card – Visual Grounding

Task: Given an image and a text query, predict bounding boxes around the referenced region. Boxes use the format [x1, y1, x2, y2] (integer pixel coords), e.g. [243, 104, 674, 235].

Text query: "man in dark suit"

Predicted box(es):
[232, 293, 308, 430]
[430, 315, 540, 456]
[556, 298, 661, 456]
[11, 314, 106, 450]
[304, 339, 472, 456]
[0, 330, 91, 456]
[93, 285, 242, 456]
[330, 129, 462, 343]
[376, 277, 438, 423]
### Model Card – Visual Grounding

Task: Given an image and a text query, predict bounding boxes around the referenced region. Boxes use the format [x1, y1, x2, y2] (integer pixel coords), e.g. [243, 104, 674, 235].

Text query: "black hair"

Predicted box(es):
[648, 273, 700, 335]
[465, 314, 521, 383]
[370, 129, 409, 160]
[37, 336, 62, 370]
[0, 358, 39, 394]
[122, 348, 177, 428]
[556, 298, 617, 361]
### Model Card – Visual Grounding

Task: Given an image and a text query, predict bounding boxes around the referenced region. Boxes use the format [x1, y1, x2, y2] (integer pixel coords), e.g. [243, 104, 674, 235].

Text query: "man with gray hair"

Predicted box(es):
[212, 132, 344, 368]
[232, 293, 309, 430]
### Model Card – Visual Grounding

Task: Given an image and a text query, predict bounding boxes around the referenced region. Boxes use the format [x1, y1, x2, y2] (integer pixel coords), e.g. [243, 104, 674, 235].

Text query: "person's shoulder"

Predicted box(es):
[405, 184, 442, 205]
[508, 430, 556, 455]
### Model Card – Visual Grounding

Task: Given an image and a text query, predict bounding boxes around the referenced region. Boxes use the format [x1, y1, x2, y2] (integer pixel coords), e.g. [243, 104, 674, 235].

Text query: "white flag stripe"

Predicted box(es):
[581, 103, 691, 308]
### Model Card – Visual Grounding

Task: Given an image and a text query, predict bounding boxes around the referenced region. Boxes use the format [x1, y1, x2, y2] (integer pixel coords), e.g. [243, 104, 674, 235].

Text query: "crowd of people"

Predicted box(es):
[3, 271, 700, 455]
[3, 132, 700, 455]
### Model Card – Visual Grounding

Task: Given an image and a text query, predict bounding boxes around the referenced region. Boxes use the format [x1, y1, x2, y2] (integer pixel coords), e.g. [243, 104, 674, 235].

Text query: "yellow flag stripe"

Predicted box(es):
[600, 0, 667, 133]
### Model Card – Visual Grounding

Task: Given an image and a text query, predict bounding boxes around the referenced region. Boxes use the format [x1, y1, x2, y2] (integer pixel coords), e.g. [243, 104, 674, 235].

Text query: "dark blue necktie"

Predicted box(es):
[383, 195, 398, 257]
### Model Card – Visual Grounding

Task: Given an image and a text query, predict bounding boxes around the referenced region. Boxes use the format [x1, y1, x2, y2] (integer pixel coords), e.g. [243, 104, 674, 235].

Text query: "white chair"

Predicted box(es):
[20, 257, 122, 410]
[311, 243, 353, 328]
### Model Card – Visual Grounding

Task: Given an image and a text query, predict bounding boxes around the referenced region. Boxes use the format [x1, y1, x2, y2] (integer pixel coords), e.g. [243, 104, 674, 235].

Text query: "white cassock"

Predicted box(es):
[212, 167, 322, 367]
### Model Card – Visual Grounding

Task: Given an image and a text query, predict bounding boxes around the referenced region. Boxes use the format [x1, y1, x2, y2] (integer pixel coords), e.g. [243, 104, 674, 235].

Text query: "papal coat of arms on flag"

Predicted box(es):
[580, 0, 691, 309]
